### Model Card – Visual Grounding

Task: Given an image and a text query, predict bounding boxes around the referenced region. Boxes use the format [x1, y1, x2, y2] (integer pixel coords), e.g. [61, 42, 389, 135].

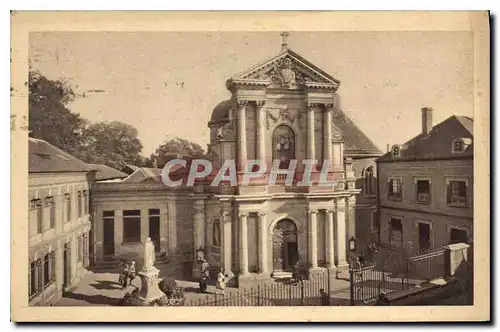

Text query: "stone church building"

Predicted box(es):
[90, 40, 382, 285]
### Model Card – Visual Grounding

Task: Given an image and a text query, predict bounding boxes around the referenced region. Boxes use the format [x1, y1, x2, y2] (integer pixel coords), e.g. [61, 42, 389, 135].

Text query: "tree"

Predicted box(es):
[28, 71, 87, 155]
[150, 137, 205, 167]
[81, 121, 144, 170]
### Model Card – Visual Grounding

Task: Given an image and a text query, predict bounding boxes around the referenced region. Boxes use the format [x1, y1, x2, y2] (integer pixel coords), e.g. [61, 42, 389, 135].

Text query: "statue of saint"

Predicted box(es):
[143, 237, 156, 271]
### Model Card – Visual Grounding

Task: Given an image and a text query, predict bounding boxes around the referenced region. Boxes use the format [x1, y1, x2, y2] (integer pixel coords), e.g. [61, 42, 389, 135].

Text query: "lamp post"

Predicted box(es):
[349, 237, 357, 252]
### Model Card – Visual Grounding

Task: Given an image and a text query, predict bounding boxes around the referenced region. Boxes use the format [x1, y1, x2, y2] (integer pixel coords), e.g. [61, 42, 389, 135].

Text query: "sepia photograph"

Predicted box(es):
[10, 11, 490, 322]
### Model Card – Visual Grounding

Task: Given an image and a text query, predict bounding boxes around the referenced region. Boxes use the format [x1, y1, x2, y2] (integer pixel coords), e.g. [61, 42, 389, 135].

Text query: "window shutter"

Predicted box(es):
[446, 184, 452, 204]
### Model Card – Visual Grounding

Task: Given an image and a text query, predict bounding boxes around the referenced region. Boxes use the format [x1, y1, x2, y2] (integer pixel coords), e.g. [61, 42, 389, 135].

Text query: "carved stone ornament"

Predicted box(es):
[267, 105, 301, 129]
[267, 57, 311, 88]
[216, 121, 234, 140]
[332, 123, 343, 141]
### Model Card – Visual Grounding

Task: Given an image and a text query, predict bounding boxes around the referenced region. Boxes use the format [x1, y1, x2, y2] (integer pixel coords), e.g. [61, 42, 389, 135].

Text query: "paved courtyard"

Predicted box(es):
[55, 266, 354, 306]
[55, 270, 245, 306]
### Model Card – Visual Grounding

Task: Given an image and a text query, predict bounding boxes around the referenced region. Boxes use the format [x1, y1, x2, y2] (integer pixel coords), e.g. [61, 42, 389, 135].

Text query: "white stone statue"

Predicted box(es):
[143, 237, 155, 271]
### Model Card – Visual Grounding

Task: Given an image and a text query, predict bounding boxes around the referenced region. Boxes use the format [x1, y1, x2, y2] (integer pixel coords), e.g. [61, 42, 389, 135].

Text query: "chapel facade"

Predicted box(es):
[89, 39, 382, 286]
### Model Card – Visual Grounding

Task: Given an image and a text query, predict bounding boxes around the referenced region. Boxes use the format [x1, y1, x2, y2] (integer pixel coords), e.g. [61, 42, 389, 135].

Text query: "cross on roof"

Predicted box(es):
[280, 31, 290, 50]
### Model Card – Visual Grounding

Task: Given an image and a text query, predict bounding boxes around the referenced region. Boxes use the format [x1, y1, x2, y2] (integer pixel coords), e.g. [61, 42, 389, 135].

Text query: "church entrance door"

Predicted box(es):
[272, 219, 298, 272]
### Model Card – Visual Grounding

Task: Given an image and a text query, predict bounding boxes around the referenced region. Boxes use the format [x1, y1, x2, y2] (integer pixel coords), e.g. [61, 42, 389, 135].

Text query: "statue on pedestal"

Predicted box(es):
[143, 237, 156, 272]
[131, 237, 164, 306]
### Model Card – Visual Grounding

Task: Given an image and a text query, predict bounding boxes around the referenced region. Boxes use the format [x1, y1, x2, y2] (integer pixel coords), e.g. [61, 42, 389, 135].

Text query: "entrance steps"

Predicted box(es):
[92, 252, 170, 272]
[271, 271, 293, 279]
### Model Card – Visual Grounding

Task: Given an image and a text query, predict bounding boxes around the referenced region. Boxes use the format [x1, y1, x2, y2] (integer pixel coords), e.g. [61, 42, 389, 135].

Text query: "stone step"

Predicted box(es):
[271, 271, 293, 279]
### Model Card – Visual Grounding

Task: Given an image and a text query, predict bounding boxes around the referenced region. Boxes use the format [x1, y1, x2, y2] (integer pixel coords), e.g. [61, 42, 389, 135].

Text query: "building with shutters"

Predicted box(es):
[376, 108, 474, 254]
[28, 138, 95, 306]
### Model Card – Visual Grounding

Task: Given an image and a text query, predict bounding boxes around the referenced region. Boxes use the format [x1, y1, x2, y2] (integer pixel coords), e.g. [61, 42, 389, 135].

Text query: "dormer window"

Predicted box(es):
[392, 145, 401, 158]
[452, 138, 472, 154]
[452, 139, 465, 153]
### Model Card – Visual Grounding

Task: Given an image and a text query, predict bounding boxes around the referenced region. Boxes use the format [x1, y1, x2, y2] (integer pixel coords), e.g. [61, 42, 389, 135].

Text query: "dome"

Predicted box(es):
[210, 99, 233, 123]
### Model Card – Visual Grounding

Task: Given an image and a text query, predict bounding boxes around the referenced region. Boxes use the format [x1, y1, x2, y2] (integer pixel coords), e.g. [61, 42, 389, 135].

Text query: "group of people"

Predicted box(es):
[118, 260, 136, 288]
[199, 259, 227, 294]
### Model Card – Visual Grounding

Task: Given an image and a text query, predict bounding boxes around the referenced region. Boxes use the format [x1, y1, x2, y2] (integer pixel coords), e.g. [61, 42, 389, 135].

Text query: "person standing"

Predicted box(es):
[121, 263, 130, 289]
[319, 289, 330, 306]
[128, 261, 136, 286]
[216, 268, 226, 294]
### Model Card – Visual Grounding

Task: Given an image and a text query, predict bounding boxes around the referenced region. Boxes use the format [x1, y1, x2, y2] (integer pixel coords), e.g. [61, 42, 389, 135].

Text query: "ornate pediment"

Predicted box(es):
[228, 49, 340, 90]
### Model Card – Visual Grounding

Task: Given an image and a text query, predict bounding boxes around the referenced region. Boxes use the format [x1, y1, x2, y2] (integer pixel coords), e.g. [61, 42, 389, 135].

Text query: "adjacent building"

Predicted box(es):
[90, 41, 381, 285]
[376, 108, 473, 254]
[28, 138, 94, 305]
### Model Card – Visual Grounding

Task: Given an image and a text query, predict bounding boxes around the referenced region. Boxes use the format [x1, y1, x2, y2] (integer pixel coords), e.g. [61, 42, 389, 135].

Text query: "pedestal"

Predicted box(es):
[131, 267, 164, 306]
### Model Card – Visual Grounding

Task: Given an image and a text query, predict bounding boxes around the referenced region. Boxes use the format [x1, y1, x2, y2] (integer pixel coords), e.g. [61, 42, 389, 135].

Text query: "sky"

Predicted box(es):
[30, 31, 474, 157]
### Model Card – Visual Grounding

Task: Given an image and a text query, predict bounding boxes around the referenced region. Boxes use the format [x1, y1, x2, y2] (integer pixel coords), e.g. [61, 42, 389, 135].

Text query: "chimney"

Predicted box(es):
[386, 144, 391, 153]
[421, 107, 433, 134]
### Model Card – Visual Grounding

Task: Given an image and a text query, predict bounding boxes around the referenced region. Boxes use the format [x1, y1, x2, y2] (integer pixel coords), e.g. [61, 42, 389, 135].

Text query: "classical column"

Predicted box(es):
[326, 208, 336, 269]
[237, 101, 248, 171]
[193, 200, 206, 255]
[256, 101, 267, 164]
[336, 198, 348, 268]
[308, 209, 318, 269]
[347, 196, 357, 240]
[307, 104, 316, 161]
[114, 209, 123, 253]
[258, 212, 268, 274]
[239, 212, 249, 275]
[323, 104, 333, 168]
[140, 209, 149, 243]
[221, 211, 233, 274]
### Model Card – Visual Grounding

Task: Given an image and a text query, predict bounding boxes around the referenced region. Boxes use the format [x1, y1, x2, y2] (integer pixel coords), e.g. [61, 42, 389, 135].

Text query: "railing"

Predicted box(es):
[407, 248, 446, 281]
[348, 263, 419, 305]
[184, 270, 342, 306]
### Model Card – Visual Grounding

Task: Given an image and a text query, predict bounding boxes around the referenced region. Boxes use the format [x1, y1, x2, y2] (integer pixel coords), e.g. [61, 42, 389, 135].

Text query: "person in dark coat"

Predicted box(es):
[319, 289, 330, 306]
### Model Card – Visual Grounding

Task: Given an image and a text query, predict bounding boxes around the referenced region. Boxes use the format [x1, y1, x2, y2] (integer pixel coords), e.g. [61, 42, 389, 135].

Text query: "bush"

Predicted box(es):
[150, 295, 185, 306]
[158, 277, 178, 297]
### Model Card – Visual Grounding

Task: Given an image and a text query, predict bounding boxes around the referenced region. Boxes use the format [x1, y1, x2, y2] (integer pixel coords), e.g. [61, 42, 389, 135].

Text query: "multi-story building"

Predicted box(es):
[377, 108, 473, 254]
[28, 138, 94, 305]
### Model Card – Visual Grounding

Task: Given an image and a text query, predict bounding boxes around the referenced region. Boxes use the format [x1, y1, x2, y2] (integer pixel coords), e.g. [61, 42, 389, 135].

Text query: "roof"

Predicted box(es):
[377, 115, 473, 162]
[228, 48, 340, 88]
[122, 167, 162, 183]
[210, 99, 233, 123]
[29, 138, 93, 173]
[88, 163, 128, 181]
[335, 110, 383, 157]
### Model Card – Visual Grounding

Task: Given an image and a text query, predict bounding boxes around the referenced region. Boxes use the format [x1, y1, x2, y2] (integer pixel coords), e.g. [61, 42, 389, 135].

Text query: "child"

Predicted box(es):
[216, 268, 226, 294]
[121, 262, 130, 289]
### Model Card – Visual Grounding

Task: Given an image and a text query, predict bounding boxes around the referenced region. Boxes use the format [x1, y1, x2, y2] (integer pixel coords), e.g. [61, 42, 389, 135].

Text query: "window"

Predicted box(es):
[44, 196, 55, 229]
[42, 252, 55, 288]
[78, 236, 83, 262]
[30, 199, 43, 234]
[123, 210, 141, 243]
[272, 125, 295, 169]
[447, 180, 467, 207]
[417, 221, 432, 254]
[449, 227, 469, 244]
[77, 191, 82, 218]
[452, 139, 465, 153]
[388, 178, 402, 200]
[363, 166, 375, 196]
[83, 233, 88, 264]
[212, 219, 221, 247]
[64, 193, 71, 222]
[392, 145, 401, 157]
[29, 261, 37, 299]
[416, 179, 431, 204]
[83, 190, 88, 215]
[389, 218, 403, 247]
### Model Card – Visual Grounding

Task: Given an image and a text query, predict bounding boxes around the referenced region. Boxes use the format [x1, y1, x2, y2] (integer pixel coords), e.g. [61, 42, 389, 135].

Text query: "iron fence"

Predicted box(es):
[407, 249, 446, 281]
[184, 270, 346, 306]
